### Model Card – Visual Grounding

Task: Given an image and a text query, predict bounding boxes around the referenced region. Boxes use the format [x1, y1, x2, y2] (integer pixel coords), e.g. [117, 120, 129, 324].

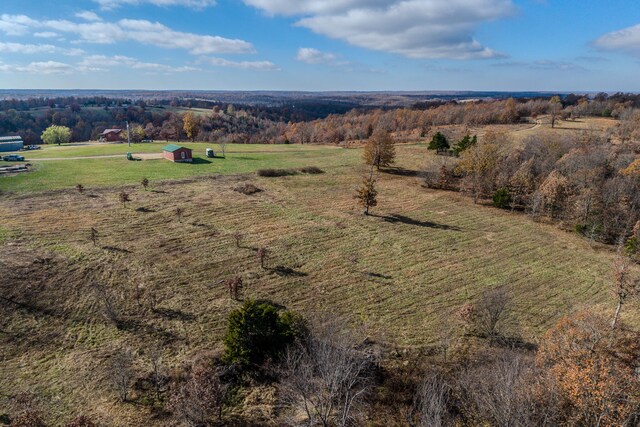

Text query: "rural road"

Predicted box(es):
[512, 116, 546, 133]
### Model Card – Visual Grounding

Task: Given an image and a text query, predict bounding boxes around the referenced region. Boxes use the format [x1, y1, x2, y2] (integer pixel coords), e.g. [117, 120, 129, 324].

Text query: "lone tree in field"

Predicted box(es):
[257, 246, 269, 269]
[41, 125, 71, 146]
[232, 231, 244, 248]
[183, 112, 200, 142]
[363, 128, 395, 170]
[428, 132, 449, 151]
[141, 177, 149, 191]
[89, 227, 98, 246]
[355, 174, 378, 215]
[119, 191, 131, 208]
[225, 276, 243, 300]
[75, 183, 85, 194]
[549, 95, 563, 128]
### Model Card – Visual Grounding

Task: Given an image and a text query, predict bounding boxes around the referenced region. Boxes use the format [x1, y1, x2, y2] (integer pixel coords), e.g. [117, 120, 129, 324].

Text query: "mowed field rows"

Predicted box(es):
[0, 144, 634, 424]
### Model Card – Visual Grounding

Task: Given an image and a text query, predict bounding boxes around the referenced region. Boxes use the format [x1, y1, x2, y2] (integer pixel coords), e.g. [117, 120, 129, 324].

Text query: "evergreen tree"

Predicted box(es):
[428, 132, 449, 151]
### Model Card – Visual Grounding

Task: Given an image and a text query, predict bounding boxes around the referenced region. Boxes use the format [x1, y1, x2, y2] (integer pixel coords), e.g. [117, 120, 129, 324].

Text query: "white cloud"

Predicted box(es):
[203, 57, 278, 70]
[594, 24, 640, 56]
[93, 0, 216, 10]
[0, 14, 38, 36]
[0, 60, 74, 74]
[243, 0, 514, 59]
[75, 11, 102, 22]
[0, 42, 84, 56]
[118, 19, 254, 54]
[296, 47, 338, 64]
[34, 31, 60, 38]
[78, 54, 199, 73]
[0, 14, 254, 55]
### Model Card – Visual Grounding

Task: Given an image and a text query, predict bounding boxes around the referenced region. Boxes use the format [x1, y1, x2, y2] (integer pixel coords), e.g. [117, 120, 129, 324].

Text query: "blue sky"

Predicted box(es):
[0, 0, 639, 91]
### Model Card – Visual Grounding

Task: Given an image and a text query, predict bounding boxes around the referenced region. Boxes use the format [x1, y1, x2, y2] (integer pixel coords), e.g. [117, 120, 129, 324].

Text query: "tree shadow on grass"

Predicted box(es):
[269, 265, 308, 277]
[135, 206, 155, 213]
[381, 167, 423, 177]
[153, 307, 195, 322]
[102, 245, 132, 253]
[372, 213, 462, 231]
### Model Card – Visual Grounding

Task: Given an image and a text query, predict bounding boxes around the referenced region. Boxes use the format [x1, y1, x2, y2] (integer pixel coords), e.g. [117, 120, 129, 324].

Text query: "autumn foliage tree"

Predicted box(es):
[183, 112, 200, 142]
[537, 312, 640, 426]
[363, 128, 395, 170]
[355, 174, 378, 215]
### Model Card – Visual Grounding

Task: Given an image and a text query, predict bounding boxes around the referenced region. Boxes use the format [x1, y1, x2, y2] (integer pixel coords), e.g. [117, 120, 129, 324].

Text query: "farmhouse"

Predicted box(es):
[0, 136, 24, 152]
[100, 128, 124, 142]
[162, 144, 193, 163]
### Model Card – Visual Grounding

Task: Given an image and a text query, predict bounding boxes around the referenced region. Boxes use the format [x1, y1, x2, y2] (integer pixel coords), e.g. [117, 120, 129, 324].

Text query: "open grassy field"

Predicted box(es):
[1, 141, 635, 424]
[0, 142, 344, 193]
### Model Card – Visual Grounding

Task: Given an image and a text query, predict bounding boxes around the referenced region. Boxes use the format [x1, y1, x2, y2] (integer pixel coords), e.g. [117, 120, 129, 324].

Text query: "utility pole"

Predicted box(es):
[126, 120, 131, 147]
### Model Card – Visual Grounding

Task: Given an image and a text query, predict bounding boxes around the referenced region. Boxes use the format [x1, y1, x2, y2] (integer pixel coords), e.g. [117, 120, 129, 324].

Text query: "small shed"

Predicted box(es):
[0, 136, 24, 152]
[100, 129, 124, 142]
[162, 144, 193, 163]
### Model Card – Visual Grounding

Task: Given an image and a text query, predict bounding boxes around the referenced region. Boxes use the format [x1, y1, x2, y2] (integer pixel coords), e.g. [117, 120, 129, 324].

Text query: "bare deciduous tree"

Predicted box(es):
[257, 246, 269, 269]
[279, 318, 376, 427]
[225, 276, 243, 300]
[611, 252, 639, 328]
[459, 351, 544, 427]
[232, 231, 244, 248]
[149, 342, 167, 402]
[111, 348, 134, 402]
[118, 191, 131, 208]
[91, 282, 120, 328]
[463, 287, 512, 344]
[89, 227, 98, 246]
[169, 364, 228, 426]
[409, 370, 450, 427]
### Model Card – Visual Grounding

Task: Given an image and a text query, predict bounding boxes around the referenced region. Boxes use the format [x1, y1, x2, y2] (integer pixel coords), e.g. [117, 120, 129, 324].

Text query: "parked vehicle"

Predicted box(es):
[25, 145, 41, 150]
[3, 154, 25, 161]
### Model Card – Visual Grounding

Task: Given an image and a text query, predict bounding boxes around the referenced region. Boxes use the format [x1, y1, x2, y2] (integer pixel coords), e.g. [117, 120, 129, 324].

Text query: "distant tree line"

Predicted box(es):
[2, 93, 640, 146]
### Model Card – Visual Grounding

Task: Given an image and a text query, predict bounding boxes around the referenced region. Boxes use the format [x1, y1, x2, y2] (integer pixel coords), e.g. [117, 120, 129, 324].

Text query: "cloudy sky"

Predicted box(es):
[0, 0, 639, 91]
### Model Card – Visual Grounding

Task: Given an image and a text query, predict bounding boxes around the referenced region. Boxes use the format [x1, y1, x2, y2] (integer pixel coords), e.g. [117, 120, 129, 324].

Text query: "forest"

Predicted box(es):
[3, 92, 640, 146]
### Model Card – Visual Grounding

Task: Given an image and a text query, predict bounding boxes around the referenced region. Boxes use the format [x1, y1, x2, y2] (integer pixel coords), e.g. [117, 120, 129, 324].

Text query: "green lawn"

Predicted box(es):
[1, 143, 351, 193]
[10, 141, 334, 159]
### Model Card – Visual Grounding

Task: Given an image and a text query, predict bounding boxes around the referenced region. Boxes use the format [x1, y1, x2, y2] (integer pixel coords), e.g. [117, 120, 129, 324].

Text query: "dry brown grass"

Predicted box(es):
[0, 143, 635, 425]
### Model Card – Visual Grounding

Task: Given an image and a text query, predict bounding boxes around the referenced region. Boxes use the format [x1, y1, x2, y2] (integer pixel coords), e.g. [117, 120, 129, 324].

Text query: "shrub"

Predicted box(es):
[223, 300, 304, 367]
[257, 168, 297, 177]
[299, 166, 324, 174]
[233, 183, 262, 195]
[492, 188, 512, 209]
